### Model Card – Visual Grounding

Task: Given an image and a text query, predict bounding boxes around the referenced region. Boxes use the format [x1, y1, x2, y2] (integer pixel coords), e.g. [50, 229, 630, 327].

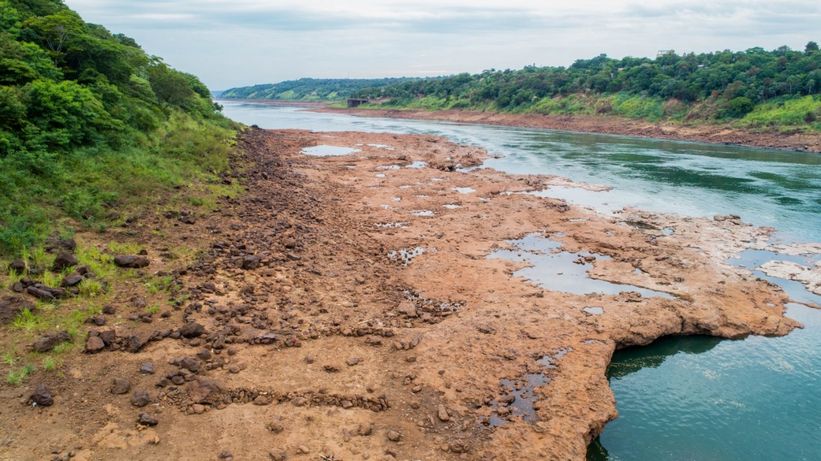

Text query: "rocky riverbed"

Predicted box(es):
[0, 128, 800, 460]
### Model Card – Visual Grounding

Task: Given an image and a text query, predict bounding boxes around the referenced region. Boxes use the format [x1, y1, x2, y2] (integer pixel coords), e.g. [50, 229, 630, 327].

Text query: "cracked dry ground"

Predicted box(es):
[1, 128, 799, 461]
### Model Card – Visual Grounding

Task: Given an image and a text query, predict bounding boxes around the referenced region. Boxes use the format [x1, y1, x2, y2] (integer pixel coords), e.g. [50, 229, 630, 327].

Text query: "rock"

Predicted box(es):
[296, 446, 309, 455]
[268, 450, 287, 461]
[26, 286, 55, 301]
[241, 255, 261, 270]
[346, 357, 362, 366]
[187, 377, 222, 404]
[9, 259, 26, 273]
[126, 335, 147, 353]
[84, 336, 105, 353]
[323, 364, 340, 373]
[0, 296, 34, 324]
[386, 430, 402, 442]
[102, 305, 116, 315]
[190, 404, 206, 414]
[139, 362, 156, 374]
[397, 301, 418, 318]
[137, 413, 158, 426]
[218, 451, 233, 461]
[179, 322, 205, 338]
[61, 273, 84, 287]
[266, 418, 284, 433]
[113, 255, 150, 269]
[476, 325, 496, 335]
[357, 423, 374, 436]
[52, 252, 78, 272]
[31, 331, 71, 353]
[176, 357, 201, 373]
[45, 237, 76, 253]
[253, 394, 273, 406]
[131, 390, 152, 407]
[110, 378, 131, 395]
[437, 404, 450, 422]
[29, 383, 54, 407]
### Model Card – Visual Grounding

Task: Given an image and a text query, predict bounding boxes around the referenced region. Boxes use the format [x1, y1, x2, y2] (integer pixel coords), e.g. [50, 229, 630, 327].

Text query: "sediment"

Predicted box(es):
[0, 128, 799, 460]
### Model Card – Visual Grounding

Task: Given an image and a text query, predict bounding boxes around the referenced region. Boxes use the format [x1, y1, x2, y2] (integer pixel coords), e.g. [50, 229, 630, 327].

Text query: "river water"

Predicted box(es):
[220, 100, 821, 460]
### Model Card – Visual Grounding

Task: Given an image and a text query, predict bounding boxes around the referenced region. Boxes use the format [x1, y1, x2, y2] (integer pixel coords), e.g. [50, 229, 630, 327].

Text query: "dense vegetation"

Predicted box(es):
[220, 77, 418, 101]
[355, 44, 821, 129]
[0, 0, 237, 255]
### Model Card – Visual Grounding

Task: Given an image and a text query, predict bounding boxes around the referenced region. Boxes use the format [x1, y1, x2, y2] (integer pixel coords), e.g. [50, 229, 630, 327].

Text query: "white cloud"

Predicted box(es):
[64, 0, 820, 89]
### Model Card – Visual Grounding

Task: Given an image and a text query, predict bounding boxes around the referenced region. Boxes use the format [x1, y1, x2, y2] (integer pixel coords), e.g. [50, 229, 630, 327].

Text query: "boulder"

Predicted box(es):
[30, 331, 71, 353]
[52, 252, 78, 272]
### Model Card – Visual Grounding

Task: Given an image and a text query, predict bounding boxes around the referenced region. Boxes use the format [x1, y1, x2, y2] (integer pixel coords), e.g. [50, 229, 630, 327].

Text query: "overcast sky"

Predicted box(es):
[65, 0, 820, 90]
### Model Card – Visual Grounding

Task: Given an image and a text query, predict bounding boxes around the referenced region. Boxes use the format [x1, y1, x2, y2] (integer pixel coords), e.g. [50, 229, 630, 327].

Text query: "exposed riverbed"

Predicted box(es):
[220, 100, 821, 460]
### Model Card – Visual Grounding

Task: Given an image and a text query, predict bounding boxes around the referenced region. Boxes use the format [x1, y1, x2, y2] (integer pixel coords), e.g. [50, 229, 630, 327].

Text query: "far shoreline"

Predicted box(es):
[216, 98, 821, 154]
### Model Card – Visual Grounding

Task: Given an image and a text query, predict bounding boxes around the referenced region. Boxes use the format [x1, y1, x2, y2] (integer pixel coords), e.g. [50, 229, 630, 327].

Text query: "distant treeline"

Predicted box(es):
[354, 43, 821, 127]
[220, 78, 419, 101]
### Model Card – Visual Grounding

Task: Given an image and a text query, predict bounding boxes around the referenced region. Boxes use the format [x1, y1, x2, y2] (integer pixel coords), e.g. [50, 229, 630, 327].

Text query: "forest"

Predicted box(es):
[354, 44, 821, 128]
[220, 77, 418, 101]
[0, 0, 236, 255]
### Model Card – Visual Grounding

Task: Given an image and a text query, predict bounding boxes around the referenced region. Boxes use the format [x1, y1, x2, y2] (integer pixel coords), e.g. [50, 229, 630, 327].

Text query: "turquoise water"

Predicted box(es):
[220, 101, 821, 460]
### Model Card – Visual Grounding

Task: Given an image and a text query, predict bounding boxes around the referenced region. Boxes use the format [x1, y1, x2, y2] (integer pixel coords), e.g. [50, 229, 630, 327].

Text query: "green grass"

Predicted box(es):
[78, 278, 105, 297]
[145, 275, 173, 294]
[145, 305, 161, 315]
[42, 356, 59, 371]
[6, 364, 35, 386]
[740, 96, 821, 131]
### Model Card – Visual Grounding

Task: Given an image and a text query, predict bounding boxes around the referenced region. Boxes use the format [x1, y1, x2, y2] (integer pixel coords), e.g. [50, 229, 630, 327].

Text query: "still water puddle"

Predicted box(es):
[453, 187, 476, 194]
[489, 234, 673, 299]
[301, 145, 360, 156]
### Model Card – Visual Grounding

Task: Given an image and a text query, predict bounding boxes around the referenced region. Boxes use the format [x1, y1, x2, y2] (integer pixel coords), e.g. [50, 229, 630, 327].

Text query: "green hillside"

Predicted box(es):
[354, 44, 821, 130]
[221, 77, 418, 101]
[0, 0, 237, 255]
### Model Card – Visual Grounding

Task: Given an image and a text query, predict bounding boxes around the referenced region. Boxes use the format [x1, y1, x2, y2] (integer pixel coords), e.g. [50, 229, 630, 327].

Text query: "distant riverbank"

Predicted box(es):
[318, 106, 821, 153]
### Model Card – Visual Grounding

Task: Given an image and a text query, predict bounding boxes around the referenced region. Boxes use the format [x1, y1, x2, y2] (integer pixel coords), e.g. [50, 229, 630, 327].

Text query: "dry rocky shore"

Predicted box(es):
[0, 128, 800, 460]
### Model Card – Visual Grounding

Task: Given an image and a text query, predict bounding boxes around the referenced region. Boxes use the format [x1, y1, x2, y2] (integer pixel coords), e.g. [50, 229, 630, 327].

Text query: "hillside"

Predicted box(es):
[354, 44, 821, 130]
[0, 0, 237, 255]
[220, 77, 418, 101]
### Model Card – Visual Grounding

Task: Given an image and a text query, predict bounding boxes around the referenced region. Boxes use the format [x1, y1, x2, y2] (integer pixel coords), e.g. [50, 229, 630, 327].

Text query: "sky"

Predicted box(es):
[65, 0, 821, 90]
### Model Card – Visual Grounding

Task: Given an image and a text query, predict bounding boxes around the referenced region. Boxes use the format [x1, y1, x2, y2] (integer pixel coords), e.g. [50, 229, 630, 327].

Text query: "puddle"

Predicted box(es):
[583, 306, 604, 316]
[489, 374, 549, 426]
[443, 204, 461, 210]
[377, 164, 401, 170]
[302, 145, 359, 156]
[489, 234, 674, 298]
[376, 222, 408, 229]
[367, 143, 394, 150]
[375, 173, 386, 178]
[411, 210, 435, 217]
[407, 161, 428, 169]
[453, 187, 476, 194]
[662, 227, 675, 236]
[392, 196, 402, 202]
[729, 249, 821, 306]
[388, 247, 428, 265]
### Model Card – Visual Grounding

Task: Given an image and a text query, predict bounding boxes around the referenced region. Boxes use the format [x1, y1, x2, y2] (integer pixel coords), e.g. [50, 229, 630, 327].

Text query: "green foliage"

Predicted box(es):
[0, 0, 237, 256]
[221, 78, 419, 101]
[357, 43, 820, 128]
[741, 96, 821, 129]
[6, 363, 35, 385]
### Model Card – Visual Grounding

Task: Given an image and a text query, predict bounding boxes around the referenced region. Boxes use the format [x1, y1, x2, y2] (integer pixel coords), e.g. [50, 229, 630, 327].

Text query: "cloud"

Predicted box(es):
[65, 0, 820, 88]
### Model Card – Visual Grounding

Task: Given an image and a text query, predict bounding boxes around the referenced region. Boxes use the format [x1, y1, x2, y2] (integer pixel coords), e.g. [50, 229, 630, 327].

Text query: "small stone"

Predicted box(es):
[131, 390, 151, 407]
[139, 362, 155, 374]
[190, 404, 206, 414]
[110, 378, 131, 395]
[113, 255, 150, 269]
[357, 423, 374, 436]
[437, 404, 450, 422]
[31, 331, 71, 353]
[241, 255, 260, 270]
[218, 450, 233, 461]
[9, 259, 26, 273]
[386, 430, 402, 442]
[179, 322, 205, 338]
[84, 336, 105, 353]
[61, 273, 84, 287]
[253, 394, 273, 406]
[346, 357, 362, 367]
[29, 383, 53, 407]
[102, 305, 116, 315]
[323, 364, 340, 373]
[476, 325, 496, 335]
[137, 413, 158, 426]
[266, 419, 284, 433]
[52, 252, 78, 272]
[268, 450, 287, 461]
[296, 446, 309, 455]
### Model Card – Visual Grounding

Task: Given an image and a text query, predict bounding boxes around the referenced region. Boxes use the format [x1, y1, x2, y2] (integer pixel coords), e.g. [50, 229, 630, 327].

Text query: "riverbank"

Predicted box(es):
[318, 107, 821, 153]
[0, 128, 802, 460]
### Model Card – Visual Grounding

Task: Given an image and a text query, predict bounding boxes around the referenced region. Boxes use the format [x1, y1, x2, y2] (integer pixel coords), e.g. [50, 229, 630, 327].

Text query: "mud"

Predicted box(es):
[0, 128, 800, 461]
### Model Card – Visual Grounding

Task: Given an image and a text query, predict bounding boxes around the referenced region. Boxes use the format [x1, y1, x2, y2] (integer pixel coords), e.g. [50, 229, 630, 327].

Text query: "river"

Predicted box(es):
[220, 100, 821, 460]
